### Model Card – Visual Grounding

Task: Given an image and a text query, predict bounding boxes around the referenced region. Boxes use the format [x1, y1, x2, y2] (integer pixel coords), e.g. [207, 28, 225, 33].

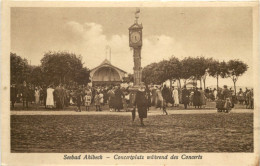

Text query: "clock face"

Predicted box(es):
[130, 31, 141, 43]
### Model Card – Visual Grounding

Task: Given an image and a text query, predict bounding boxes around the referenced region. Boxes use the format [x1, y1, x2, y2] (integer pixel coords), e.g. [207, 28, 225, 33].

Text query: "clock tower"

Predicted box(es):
[129, 8, 143, 86]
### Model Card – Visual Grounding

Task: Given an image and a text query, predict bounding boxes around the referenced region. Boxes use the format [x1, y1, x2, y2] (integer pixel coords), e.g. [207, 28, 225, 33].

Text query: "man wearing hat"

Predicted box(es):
[133, 83, 148, 126]
[182, 85, 190, 109]
[10, 83, 17, 108]
[222, 85, 230, 100]
[21, 81, 29, 109]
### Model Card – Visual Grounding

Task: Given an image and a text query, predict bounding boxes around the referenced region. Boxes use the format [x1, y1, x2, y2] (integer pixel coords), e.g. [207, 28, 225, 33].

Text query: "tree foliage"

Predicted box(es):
[11, 51, 249, 91]
[142, 56, 248, 90]
[208, 60, 224, 89]
[142, 63, 161, 84]
[11, 51, 90, 86]
[29, 66, 44, 86]
[10, 52, 32, 84]
[40, 51, 90, 85]
[226, 59, 248, 94]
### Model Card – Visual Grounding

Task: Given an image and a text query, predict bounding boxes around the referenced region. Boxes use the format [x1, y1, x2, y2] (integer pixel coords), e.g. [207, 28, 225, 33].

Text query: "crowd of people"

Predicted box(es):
[11, 81, 129, 112]
[10, 81, 254, 112]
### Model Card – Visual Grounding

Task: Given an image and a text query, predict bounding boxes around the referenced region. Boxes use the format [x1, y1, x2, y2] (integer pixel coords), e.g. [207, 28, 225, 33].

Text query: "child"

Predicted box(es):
[124, 92, 130, 112]
[99, 91, 104, 107]
[84, 89, 92, 111]
[95, 92, 101, 111]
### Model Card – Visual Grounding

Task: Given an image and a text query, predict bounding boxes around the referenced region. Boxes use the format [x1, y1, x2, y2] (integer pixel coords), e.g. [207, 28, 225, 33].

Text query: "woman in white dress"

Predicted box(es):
[34, 87, 40, 109]
[46, 85, 54, 108]
[213, 88, 218, 101]
[173, 87, 179, 107]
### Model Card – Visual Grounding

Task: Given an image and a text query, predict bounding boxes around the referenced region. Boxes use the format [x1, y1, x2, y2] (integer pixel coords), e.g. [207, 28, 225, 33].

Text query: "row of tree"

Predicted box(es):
[142, 56, 248, 94]
[11, 51, 91, 87]
[11, 52, 248, 95]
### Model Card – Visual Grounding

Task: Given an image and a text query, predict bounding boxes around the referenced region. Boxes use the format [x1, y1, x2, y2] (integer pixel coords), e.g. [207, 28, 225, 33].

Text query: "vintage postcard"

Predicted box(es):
[1, 1, 259, 165]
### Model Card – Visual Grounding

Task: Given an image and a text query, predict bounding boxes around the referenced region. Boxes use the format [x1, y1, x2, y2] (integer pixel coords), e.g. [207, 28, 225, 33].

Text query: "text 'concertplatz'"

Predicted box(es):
[63, 154, 203, 160]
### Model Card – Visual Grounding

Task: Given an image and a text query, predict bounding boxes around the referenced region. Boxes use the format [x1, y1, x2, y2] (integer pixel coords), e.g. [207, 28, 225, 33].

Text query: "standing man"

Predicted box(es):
[134, 83, 148, 126]
[21, 81, 29, 109]
[161, 85, 169, 115]
[10, 84, 17, 109]
[182, 86, 189, 109]
[114, 86, 124, 112]
[222, 85, 230, 100]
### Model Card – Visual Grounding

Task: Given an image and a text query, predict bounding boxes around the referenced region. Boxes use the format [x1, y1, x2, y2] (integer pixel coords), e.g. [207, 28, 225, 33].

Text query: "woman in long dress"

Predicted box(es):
[46, 85, 55, 108]
[114, 86, 124, 112]
[173, 87, 179, 107]
[34, 87, 40, 109]
[213, 88, 218, 101]
[199, 88, 206, 107]
[156, 87, 163, 109]
[193, 88, 201, 108]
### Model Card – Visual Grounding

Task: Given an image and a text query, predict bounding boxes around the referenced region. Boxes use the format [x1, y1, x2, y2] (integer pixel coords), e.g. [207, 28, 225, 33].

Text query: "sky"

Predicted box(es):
[11, 7, 253, 88]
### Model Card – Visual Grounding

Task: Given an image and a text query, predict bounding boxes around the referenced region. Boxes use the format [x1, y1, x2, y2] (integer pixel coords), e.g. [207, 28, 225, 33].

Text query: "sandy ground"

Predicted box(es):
[11, 108, 253, 153]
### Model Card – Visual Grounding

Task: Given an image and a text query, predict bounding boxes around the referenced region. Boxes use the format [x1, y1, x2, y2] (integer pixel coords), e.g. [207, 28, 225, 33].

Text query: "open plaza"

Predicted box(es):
[11, 102, 253, 153]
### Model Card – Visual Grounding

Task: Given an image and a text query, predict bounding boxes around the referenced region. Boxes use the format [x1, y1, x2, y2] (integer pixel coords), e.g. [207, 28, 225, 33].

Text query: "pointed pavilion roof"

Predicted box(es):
[90, 59, 127, 74]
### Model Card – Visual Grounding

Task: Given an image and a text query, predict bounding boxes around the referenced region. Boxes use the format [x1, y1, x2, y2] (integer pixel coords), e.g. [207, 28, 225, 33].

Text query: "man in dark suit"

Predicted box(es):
[10, 84, 17, 108]
[133, 83, 148, 126]
[182, 86, 190, 109]
[21, 81, 29, 109]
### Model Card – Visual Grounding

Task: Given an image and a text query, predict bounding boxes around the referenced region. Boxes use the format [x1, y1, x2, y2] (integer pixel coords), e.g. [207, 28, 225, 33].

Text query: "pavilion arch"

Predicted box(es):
[90, 59, 127, 86]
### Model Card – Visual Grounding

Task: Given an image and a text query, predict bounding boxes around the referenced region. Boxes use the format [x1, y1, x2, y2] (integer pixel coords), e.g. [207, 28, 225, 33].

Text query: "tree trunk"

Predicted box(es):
[170, 79, 172, 89]
[178, 79, 181, 88]
[233, 81, 237, 96]
[203, 77, 206, 90]
[200, 79, 202, 88]
[217, 76, 219, 90]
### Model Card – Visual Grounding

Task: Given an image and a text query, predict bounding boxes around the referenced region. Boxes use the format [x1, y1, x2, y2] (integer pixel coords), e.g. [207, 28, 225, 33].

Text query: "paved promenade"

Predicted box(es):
[11, 108, 253, 115]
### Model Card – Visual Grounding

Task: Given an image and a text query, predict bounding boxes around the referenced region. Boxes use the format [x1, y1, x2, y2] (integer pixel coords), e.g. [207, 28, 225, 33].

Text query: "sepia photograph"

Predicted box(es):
[1, 1, 259, 166]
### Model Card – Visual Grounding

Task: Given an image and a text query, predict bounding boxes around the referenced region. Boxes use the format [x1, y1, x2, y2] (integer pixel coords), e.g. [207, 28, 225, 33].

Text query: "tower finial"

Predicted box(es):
[105, 45, 111, 62]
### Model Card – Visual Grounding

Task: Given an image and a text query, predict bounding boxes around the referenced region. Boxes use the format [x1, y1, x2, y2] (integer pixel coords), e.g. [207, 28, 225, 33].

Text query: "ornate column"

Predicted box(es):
[133, 47, 142, 85]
